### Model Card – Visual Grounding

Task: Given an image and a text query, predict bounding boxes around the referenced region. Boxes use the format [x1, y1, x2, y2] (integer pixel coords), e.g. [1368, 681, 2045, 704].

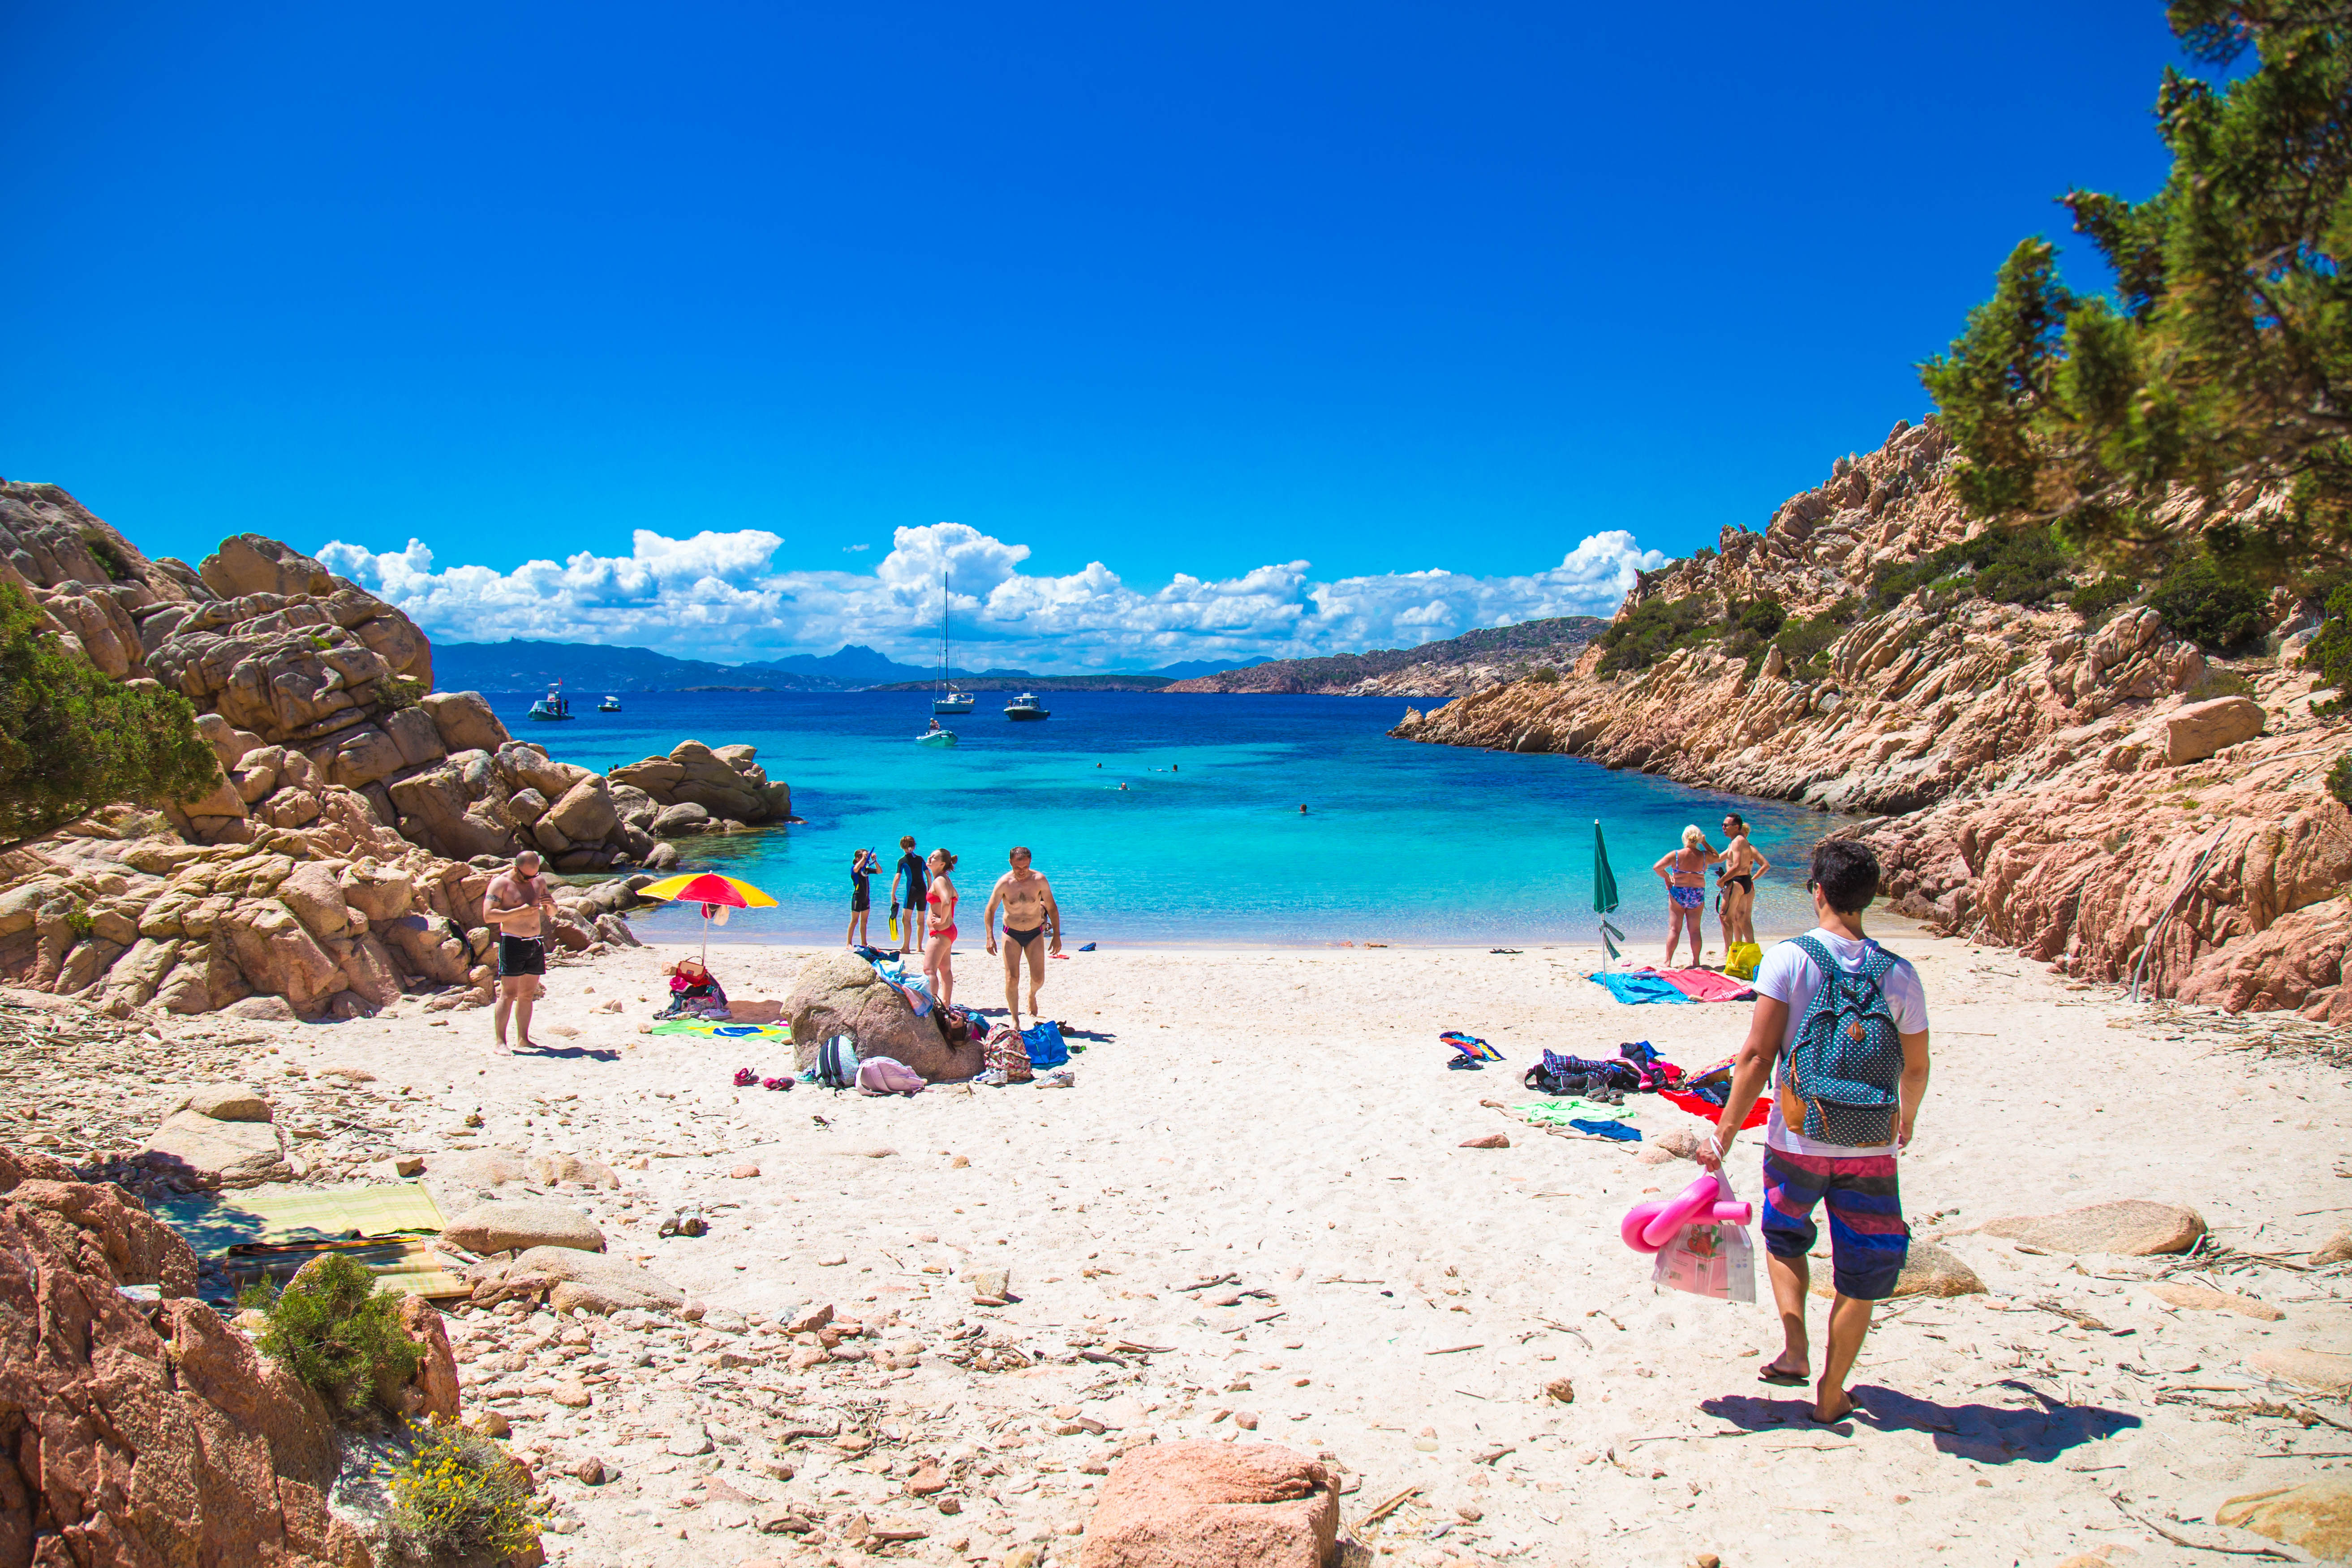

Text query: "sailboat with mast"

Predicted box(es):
[932, 565, 974, 716]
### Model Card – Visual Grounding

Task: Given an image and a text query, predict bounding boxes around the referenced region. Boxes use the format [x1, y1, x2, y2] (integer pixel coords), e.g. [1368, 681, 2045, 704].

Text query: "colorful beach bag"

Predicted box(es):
[1020, 1020, 1068, 1070]
[1725, 941, 1763, 982]
[983, 1025, 1033, 1084]
[815, 1034, 860, 1090]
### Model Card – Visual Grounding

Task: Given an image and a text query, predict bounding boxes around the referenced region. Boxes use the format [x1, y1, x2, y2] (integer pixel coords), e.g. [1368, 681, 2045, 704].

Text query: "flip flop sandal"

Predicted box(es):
[1757, 1365, 1809, 1386]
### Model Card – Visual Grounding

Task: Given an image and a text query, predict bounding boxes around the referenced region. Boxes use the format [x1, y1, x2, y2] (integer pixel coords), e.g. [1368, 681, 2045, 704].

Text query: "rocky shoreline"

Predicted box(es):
[0, 482, 792, 1019]
[1392, 420, 2352, 1016]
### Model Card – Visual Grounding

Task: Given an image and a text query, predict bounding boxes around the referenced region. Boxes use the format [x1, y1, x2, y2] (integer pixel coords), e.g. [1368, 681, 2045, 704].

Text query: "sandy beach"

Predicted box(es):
[100, 924, 2349, 1568]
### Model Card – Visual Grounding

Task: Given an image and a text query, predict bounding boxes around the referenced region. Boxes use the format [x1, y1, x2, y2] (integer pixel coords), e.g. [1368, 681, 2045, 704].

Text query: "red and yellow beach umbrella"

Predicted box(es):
[637, 872, 778, 960]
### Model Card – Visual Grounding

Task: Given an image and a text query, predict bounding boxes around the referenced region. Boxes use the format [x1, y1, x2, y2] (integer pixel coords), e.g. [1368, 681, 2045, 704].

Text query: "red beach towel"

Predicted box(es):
[1647, 967, 1756, 1003]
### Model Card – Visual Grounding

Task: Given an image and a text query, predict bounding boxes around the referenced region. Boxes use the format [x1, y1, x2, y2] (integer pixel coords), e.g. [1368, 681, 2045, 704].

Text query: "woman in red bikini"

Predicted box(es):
[922, 847, 959, 1007]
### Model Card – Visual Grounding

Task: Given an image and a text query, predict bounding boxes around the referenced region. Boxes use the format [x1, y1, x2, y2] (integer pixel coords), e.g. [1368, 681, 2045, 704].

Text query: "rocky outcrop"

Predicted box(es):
[1079, 1442, 1340, 1568]
[785, 951, 979, 1082]
[1392, 418, 2352, 1012]
[0, 1156, 375, 1567]
[609, 740, 792, 834]
[0, 486, 789, 1017]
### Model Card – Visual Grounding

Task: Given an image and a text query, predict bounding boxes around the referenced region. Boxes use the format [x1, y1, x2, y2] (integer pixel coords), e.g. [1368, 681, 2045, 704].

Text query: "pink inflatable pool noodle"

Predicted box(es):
[1620, 1172, 1754, 1254]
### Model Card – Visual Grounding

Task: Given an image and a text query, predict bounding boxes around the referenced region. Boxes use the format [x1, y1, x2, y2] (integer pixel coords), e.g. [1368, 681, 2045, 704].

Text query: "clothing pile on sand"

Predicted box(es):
[662, 951, 1080, 1096]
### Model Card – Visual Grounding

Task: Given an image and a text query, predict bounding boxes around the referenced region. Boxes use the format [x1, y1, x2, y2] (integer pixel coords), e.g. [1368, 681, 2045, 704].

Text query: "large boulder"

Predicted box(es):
[275, 861, 353, 940]
[611, 739, 790, 824]
[468, 1246, 684, 1313]
[0, 1169, 375, 1568]
[141, 1109, 292, 1189]
[2215, 1479, 2352, 1561]
[420, 690, 510, 756]
[218, 899, 346, 1014]
[544, 777, 620, 845]
[653, 801, 711, 837]
[1976, 1200, 2205, 1256]
[2163, 695, 2265, 766]
[1807, 1238, 1983, 1299]
[4, 1176, 201, 1297]
[787, 951, 979, 1083]
[198, 534, 336, 599]
[1079, 1442, 1339, 1568]
[441, 1199, 606, 1255]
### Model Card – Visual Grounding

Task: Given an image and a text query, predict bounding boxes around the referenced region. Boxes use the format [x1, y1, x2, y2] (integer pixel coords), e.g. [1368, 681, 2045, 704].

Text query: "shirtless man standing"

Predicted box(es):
[484, 850, 558, 1052]
[1716, 813, 1772, 950]
[983, 846, 1061, 1028]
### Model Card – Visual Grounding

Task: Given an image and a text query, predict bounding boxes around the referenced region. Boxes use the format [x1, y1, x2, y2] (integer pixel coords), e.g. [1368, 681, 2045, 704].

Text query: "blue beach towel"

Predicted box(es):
[1586, 971, 1691, 1005]
[1570, 1118, 1643, 1141]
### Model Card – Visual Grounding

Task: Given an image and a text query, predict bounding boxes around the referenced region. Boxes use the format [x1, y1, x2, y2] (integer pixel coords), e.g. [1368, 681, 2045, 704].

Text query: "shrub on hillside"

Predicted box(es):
[1762, 597, 1862, 679]
[2148, 554, 2269, 654]
[2329, 752, 2352, 811]
[2069, 574, 2139, 620]
[1595, 596, 1720, 674]
[1869, 523, 2073, 610]
[247, 1254, 424, 1421]
[0, 582, 217, 847]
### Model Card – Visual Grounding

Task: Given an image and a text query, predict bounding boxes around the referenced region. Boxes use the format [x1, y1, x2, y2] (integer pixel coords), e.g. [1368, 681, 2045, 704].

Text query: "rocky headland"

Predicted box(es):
[0, 481, 793, 1020]
[1393, 420, 2352, 1017]
[1165, 616, 1605, 699]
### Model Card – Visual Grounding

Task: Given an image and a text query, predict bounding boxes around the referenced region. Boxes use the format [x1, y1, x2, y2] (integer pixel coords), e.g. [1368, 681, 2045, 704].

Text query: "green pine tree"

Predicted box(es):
[1922, 0, 2352, 582]
[0, 581, 219, 846]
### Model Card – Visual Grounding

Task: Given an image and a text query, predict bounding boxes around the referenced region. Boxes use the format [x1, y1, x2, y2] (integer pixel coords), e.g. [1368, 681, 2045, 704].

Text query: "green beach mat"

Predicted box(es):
[1517, 1096, 1638, 1127]
[153, 1181, 446, 1257]
[648, 1019, 793, 1039]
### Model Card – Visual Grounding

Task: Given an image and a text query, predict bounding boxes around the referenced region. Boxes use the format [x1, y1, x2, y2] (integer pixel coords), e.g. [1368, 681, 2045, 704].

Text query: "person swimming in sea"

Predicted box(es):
[1652, 825, 1716, 967]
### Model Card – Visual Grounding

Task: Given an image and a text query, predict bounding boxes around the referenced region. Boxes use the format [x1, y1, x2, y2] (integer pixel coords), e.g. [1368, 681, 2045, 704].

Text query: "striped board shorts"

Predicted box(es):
[1760, 1147, 1909, 1301]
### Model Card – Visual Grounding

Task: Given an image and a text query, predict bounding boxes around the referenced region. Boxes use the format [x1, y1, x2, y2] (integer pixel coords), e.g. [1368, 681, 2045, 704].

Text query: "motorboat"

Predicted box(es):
[1004, 692, 1049, 721]
[527, 682, 574, 722]
[916, 725, 958, 746]
[598, 696, 622, 712]
[932, 566, 975, 714]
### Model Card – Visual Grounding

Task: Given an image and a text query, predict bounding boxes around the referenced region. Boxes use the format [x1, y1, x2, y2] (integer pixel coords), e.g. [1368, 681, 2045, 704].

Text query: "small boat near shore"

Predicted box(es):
[1004, 692, 1049, 721]
[527, 682, 574, 722]
[598, 696, 622, 712]
[916, 726, 957, 746]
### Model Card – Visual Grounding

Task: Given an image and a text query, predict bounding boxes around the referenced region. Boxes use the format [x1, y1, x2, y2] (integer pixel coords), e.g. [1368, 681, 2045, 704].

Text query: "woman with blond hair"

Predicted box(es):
[1652, 825, 1715, 968]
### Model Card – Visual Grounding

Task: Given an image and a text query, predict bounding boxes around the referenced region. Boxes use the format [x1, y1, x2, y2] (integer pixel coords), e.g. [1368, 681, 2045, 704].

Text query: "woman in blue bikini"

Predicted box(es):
[1652, 825, 1716, 969]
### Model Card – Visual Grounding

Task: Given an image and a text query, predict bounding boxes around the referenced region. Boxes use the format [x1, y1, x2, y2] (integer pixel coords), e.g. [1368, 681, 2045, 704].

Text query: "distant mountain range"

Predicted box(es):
[431, 638, 1256, 692]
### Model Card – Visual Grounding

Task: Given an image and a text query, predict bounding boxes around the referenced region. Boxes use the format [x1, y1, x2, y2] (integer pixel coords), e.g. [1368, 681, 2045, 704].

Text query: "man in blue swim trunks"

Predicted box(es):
[1698, 839, 1932, 1424]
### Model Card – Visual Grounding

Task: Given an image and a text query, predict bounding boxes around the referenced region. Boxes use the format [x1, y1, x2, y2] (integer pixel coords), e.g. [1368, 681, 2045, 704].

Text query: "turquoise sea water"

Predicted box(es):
[485, 690, 1840, 949]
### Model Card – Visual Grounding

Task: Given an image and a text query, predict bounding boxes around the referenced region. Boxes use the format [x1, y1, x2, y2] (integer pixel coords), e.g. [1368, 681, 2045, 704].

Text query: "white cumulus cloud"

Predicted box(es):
[316, 523, 1664, 671]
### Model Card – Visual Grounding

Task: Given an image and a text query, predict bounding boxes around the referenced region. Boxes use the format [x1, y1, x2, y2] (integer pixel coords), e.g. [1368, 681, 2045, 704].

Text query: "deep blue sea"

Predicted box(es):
[482, 689, 1840, 949]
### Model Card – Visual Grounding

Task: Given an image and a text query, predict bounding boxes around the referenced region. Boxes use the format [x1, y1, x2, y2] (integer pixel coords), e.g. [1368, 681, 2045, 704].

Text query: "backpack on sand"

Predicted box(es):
[816, 1034, 860, 1090]
[982, 1025, 1033, 1085]
[1777, 934, 1906, 1147]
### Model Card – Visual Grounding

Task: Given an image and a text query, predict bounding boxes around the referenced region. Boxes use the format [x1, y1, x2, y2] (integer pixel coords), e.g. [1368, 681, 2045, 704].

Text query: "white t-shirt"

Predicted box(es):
[1752, 928, 1928, 1157]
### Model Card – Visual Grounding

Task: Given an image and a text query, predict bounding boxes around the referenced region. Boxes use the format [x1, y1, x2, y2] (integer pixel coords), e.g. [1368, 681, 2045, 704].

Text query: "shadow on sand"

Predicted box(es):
[1698, 1379, 2140, 1464]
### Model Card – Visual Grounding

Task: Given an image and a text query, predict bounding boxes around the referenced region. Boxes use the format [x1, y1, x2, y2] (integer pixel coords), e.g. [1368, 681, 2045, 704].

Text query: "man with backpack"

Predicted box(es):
[1698, 838, 1931, 1425]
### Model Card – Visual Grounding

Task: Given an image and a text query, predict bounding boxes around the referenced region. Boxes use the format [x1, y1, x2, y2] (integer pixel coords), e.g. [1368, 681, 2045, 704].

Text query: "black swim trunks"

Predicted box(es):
[1003, 924, 1044, 947]
[499, 935, 546, 977]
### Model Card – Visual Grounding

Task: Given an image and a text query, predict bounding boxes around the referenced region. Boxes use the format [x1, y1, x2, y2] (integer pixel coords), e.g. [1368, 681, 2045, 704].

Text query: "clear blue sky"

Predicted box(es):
[1, 2, 2193, 666]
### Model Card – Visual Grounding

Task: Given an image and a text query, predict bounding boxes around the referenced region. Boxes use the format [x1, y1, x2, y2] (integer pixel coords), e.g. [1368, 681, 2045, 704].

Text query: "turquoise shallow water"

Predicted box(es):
[484, 690, 1839, 949]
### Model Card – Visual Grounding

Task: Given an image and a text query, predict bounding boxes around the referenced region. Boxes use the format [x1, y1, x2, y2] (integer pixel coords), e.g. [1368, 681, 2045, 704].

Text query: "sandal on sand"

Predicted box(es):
[1758, 1363, 1809, 1387]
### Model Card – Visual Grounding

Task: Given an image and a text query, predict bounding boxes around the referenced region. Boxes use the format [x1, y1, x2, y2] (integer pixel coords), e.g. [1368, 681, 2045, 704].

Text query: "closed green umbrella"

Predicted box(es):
[1594, 819, 1626, 969]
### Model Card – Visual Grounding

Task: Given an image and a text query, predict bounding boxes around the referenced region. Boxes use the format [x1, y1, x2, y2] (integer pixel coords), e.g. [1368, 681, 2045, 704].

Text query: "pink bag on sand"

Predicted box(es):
[854, 1057, 927, 1096]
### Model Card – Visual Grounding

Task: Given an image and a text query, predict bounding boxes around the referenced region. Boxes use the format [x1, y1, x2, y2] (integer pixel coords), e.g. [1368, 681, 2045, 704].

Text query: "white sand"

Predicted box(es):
[239, 927, 2351, 1565]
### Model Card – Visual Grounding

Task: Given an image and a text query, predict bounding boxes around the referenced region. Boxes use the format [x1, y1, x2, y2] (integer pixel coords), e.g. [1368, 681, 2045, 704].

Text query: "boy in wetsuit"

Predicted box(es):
[891, 835, 928, 955]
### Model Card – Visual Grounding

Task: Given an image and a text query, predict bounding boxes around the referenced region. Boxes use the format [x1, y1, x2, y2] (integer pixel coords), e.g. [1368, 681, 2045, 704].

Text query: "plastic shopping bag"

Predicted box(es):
[1651, 1173, 1757, 1304]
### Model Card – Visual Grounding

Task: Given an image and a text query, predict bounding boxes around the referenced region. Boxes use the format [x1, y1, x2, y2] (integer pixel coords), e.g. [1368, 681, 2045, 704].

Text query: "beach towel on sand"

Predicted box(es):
[1586, 971, 1690, 1005]
[1655, 968, 1757, 1003]
[649, 1019, 792, 1040]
